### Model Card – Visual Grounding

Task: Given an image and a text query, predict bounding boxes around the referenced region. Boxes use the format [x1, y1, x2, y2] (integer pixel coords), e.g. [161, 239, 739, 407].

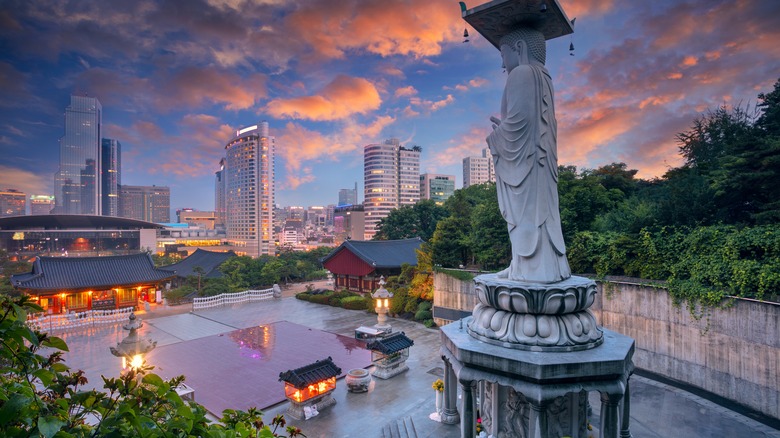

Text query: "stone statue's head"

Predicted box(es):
[500, 27, 546, 66]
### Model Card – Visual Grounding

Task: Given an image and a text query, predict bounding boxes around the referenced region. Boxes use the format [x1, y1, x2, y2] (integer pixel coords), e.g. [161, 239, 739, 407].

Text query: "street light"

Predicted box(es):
[371, 276, 393, 332]
[109, 313, 156, 376]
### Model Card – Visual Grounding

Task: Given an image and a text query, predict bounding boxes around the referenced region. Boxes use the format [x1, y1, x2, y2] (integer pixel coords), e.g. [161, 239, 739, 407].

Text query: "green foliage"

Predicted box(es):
[0, 295, 304, 438]
[340, 296, 368, 310]
[436, 268, 475, 282]
[423, 319, 436, 328]
[374, 199, 449, 241]
[414, 309, 432, 321]
[164, 285, 196, 305]
[0, 250, 31, 297]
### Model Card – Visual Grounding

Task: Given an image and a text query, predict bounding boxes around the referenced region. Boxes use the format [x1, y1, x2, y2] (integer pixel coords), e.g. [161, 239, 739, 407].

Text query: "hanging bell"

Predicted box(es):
[463, 28, 470, 43]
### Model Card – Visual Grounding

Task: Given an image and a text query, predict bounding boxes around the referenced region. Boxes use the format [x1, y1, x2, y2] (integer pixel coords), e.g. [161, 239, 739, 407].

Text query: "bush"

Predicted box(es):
[423, 319, 436, 328]
[341, 296, 368, 310]
[417, 301, 432, 312]
[414, 309, 432, 321]
[328, 297, 342, 307]
[307, 293, 332, 305]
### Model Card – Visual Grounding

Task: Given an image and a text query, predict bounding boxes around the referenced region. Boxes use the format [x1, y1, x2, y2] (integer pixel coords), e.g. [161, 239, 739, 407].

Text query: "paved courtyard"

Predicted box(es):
[50, 293, 780, 438]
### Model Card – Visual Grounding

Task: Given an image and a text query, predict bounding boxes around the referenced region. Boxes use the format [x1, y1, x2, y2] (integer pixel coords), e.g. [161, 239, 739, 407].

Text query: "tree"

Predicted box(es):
[374, 199, 448, 241]
[0, 295, 304, 437]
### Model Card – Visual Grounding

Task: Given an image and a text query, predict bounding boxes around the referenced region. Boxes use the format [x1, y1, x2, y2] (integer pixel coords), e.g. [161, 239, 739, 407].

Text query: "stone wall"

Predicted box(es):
[592, 281, 779, 421]
[432, 274, 780, 420]
[432, 272, 478, 326]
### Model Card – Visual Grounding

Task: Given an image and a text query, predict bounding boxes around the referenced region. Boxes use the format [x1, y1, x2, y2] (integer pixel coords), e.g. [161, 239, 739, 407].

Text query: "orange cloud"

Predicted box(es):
[432, 125, 490, 167]
[558, 0, 616, 19]
[275, 116, 395, 188]
[680, 56, 698, 67]
[409, 94, 455, 113]
[266, 75, 381, 121]
[162, 68, 266, 111]
[0, 165, 51, 198]
[395, 86, 418, 98]
[285, 0, 462, 60]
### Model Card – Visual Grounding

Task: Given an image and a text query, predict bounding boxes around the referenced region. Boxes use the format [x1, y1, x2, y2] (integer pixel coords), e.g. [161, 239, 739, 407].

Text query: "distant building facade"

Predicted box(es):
[55, 95, 103, 215]
[338, 183, 358, 206]
[420, 173, 456, 205]
[101, 138, 121, 216]
[333, 204, 365, 245]
[119, 185, 170, 223]
[0, 189, 26, 217]
[463, 148, 495, 188]
[224, 122, 275, 257]
[177, 209, 217, 230]
[30, 195, 55, 215]
[363, 138, 421, 239]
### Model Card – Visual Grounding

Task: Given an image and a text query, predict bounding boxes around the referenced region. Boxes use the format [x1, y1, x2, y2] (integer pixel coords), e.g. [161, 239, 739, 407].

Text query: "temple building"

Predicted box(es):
[322, 238, 422, 293]
[11, 253, 174, 314]
[160, 248, 237, 288]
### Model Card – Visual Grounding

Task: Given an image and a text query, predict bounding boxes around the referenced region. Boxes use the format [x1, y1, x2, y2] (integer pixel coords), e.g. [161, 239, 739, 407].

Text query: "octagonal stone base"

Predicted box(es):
[441, 319, 634, 438]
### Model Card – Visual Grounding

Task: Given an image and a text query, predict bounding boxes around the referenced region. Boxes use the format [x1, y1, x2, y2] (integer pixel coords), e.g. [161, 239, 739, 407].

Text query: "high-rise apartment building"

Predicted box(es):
[101, 138, 121, 216]
[118, 185, 170, 223]
[30, 195, 55, 215]
[55, 95, 102, 215]
[420, 173, 456, 205]
[463, 148, 495, 188]
[0, 189, 26, 217]
[363, 138, 421, 239]
[215, 158, 227, 229]
[224, 122, 275, 257]
[338, 183, 358, 206]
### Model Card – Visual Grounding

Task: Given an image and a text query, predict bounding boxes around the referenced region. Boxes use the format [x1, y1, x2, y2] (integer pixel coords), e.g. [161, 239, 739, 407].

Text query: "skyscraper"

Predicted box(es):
[55, 95, 102, 215]
[0, 189, 26, 217]
[420, 173, 456, 205]
[224, 122, 275, 257]
[363, 138, 421, 239]
[101, 138, 121, 216]
[463, 147, 495, 188]
[118, 185, 170, 223]
[215, 157, 227, 230]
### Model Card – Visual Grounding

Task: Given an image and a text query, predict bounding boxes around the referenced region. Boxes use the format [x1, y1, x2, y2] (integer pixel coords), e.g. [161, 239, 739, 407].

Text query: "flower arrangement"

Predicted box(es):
[432, 379, 444, 392]
[476, 417, 484, 434]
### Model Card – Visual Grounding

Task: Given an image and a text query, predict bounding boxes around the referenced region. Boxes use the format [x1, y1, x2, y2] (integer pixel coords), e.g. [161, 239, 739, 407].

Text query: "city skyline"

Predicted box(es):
[0, 0, 778, 212]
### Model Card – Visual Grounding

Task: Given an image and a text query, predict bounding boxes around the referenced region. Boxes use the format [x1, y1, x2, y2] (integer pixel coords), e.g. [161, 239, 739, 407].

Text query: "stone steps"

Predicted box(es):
[380, 416, 418, 438]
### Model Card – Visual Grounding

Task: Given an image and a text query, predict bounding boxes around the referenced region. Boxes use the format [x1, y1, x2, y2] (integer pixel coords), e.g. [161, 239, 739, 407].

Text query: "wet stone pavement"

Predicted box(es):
[49, 296, 779, 438]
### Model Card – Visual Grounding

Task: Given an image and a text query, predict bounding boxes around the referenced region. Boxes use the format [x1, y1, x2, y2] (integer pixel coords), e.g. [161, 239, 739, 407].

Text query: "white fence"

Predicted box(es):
[192, 285, 280, 311]
[26, 307, 135, 333]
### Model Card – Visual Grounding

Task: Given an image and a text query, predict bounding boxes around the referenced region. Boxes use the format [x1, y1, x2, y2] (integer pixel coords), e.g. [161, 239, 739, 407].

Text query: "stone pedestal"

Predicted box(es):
[441, 321, 634, 438]
[285, 391, 336, 420]
[371, 354, 409, 379]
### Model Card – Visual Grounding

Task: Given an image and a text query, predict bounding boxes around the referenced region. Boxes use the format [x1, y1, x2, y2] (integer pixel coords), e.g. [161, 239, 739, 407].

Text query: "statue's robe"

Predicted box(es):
[486, 62, 570, 283]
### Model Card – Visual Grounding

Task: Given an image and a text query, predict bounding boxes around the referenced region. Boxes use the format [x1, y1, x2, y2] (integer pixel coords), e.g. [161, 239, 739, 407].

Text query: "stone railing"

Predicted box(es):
[192, 285, 281, 311]
[26, 307, 135, 333]
[432, 273, 780, 421]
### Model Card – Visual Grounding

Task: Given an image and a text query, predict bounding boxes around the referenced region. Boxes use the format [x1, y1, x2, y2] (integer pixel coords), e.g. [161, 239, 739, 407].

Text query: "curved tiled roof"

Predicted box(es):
[279, 357, 342, 389]
[11, 253, 174, 291]
[322, 237, 423, 268]
[366, 332, 414, 355]
[160, 249, 237, 279]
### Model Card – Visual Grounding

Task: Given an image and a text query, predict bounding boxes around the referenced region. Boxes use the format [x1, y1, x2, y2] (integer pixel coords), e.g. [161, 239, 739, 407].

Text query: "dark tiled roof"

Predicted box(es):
[11, 253, 174, 291]
[322, 237, 423, 268]
[0, 214, 164, 230]
[279, 357, 342, 389]
[160, 249, 237, 279]
[366, 332, 414, 355]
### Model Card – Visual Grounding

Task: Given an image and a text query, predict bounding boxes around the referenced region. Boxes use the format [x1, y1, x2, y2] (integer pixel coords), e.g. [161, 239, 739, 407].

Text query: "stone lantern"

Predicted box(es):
[109, 313, 157, 375]
[371, 276, 393, 332]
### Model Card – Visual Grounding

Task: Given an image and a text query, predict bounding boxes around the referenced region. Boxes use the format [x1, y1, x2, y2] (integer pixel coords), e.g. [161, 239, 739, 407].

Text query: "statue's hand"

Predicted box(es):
[490, 116, 501, 126]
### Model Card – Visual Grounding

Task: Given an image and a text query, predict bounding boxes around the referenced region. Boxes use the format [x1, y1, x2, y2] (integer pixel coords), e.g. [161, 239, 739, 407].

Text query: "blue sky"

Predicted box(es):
[0, 0, 778, 213]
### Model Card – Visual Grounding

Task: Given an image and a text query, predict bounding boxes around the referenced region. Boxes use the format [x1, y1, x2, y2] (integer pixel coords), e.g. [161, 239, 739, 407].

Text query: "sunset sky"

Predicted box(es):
[1, 0, 778, 213]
